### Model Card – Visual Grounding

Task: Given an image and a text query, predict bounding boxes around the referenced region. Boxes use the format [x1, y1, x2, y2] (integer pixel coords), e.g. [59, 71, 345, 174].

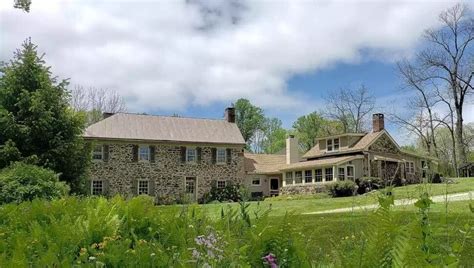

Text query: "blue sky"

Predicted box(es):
[1, 0, 473, 146]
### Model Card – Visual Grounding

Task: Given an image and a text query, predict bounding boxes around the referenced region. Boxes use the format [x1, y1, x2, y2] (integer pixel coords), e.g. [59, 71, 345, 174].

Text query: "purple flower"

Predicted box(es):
[263, 253, 278, 268]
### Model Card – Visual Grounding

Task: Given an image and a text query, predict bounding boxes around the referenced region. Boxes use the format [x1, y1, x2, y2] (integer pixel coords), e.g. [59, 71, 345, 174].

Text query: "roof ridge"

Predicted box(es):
[114, 112, 227, 122]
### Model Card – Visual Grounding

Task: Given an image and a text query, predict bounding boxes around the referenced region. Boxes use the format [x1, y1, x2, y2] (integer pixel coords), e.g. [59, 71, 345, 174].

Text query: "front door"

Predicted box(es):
[185, 177, 197, 201]
[270, 178, 279, 196]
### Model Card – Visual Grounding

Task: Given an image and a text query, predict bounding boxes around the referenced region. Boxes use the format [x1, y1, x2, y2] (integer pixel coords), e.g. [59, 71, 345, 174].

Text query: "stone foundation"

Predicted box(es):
[280, 184, 327, 195]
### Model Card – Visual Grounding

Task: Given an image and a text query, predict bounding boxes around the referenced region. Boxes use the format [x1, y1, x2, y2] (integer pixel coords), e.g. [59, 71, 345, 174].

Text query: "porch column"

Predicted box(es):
[333, 166, 336, 182]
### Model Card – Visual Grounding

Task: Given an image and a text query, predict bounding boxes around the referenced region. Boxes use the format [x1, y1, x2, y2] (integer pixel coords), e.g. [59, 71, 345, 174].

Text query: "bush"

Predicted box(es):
[326, 180, 358, 197]
[202, 183, 243, 203]
[0, 162, 69, 204]
[355, 177, 384, 195]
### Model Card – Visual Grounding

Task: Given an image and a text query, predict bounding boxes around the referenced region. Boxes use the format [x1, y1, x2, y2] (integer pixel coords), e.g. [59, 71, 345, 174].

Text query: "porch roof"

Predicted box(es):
[244, 153, 286, 174]
[280, 155, 364, 171]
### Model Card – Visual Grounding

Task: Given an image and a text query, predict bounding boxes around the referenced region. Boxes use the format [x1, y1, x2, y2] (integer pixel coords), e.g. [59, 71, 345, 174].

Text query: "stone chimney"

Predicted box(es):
[225, 107, 235, 123]
[103, 112, 115, 119]
[372, 113, 385, 132]
[286, 135, 300, 164]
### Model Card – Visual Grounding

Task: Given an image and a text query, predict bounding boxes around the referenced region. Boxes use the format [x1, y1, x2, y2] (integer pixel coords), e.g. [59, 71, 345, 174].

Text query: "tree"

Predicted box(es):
[325, 85, 375, 133]
[13, 0, 31, 12]
[70, 85, 127, 125]
[0, 39, 89, 193]
[234, 99, 265, 149]
[292, 112, 342, 151]
[261, 118, 287, 154]
[416, 4, 473, 163]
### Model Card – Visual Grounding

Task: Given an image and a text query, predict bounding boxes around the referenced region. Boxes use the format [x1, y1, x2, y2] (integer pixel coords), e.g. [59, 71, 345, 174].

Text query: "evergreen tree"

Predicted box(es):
[0, 39, 89, 193]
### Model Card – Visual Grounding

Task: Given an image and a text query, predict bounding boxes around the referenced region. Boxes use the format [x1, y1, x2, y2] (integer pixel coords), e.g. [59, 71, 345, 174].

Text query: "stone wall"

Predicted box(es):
[280, 184, 327, 195]
[88, 142, 244, 202]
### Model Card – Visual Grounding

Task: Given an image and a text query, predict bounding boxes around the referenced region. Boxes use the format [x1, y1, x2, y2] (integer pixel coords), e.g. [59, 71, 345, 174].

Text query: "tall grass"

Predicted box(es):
[0, 188, 473, 266]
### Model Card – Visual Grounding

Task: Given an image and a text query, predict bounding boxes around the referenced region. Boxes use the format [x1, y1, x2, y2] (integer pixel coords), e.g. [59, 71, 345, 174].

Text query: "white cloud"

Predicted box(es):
[0, 0, 466, 113]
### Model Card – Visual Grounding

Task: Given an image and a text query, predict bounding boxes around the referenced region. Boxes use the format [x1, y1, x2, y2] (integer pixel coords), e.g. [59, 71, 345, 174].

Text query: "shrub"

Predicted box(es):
[0, 162, 69, 204]
[355, 177, 384, 195]
[326, 180, 357, 197]
[202, 183, 243, 203]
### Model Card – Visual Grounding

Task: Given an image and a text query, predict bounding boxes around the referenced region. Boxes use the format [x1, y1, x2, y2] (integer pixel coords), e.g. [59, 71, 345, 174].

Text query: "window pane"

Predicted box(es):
[347, 166, 354, 179]
[252, 179, 260, 185]
[138, 180, 149, 195]
[139, 146, 150, 161]
[315, 169, 323, 182]
[285, 172, 293, 185]
[325, 168, 333, 181]
[334, 139, 339, 150]
[295, 171, 302, 184]
[305, 170, 312, 183]
[187, 148, 196, 162]
[92, 180, 103, 195]
[92, 145, 103, 160]
[185, 178, 195, 193]
[338, 167, 345, 180]
[217, 148, 226, 163]
[217, 180, 226, 189]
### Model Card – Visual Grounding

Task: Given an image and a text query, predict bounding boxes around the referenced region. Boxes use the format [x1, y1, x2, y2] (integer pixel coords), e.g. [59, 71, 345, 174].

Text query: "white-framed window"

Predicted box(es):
[295, 171, 302, 184]
[325, 168, 333, 181]
[91, 180, 103, 195]
[346, 166, 355, 180]
[138, 180, 149, 195]
[406, 161, 415, 174]
[216, 148, 226, 163]
[338, 167, 345, 180]
[138, 146, 150, 161]
[285, 172, 293, 185]
[217, 180, 226, 189]
[304, 170, 312, 183]
[315, 169, 323, 182]
[251, 178, 261, 186]
[92, 145, 103, 161]
[186, 147, 197, 162]
[327, 138, 340, 152]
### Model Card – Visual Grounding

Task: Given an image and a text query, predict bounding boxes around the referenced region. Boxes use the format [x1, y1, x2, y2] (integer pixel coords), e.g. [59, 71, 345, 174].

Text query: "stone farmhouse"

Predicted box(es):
[85, 110, 430, 201]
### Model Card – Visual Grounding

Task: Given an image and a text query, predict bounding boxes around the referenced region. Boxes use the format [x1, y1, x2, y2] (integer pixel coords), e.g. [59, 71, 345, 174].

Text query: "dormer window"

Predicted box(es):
[327, 138, 340, 152]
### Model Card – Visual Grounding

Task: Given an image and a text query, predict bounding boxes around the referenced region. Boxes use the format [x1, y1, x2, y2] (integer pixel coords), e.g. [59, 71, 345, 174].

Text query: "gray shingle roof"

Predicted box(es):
[84, 113, 246, 145]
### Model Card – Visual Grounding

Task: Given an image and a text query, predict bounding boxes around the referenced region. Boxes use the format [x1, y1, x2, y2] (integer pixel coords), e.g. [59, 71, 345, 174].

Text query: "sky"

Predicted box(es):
[1, 0, 473, 145]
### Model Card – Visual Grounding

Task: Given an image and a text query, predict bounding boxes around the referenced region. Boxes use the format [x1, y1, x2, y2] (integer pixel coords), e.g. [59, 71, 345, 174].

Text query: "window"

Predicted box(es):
[315, 169, 323, 182]
[217, 180, 226, 189]
[327, 138, 340, 152]
[92, 145, 103, 161]
[406, 161, 415, 174]
[91, 180, 103, 195]
[338, 167, 345, 180]
[295, 171, 302, 184]
[347, 166, 355, 180]
[327, 139, 333, 151]
[285, 172, 293, 185]
[216, 148, 226, 163]
[251, 178, 261, 186]
[186, 148, 197, 162]
[325, 168, 333, 181]
[304, 170, 312, 183]
[185, 177, 196, 194]
[139, 146, 150, 161]
[138, 180, 149, 195]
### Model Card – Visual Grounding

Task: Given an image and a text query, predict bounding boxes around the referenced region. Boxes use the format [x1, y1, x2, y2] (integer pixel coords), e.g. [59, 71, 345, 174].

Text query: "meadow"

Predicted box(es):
[0, 179, 473, 267]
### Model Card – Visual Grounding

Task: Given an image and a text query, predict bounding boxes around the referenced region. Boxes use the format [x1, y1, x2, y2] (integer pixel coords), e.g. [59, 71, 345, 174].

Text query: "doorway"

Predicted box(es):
[185, 177, 197, 201]
[269, 178, 279, 196]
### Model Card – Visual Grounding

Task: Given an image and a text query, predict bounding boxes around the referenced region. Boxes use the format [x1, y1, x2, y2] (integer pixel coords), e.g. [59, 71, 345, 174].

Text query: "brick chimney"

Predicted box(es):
[286, 135, 300, 164]
[372, 113, 384, 132]
[225, 107, 235, 123]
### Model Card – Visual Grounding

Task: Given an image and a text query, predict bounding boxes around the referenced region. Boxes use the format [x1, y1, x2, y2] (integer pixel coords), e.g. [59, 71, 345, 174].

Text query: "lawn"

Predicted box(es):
[192, 177, 474, 218]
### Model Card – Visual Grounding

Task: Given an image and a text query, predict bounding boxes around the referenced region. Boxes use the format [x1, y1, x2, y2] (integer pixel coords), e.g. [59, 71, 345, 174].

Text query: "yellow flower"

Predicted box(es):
[79, 248, 87, 256]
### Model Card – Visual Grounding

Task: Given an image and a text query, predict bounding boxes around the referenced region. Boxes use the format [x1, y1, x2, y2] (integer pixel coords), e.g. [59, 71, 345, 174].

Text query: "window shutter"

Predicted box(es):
[197, 147, 202, 163]
[103, 179, 110, 196]
[226, 148, 232, 164]
[149, 179, 155, 197]
[131, 178, 138, 195]
[132, 145, 138, 162]
[103, 145, 109, 162]
[211, 148, 217, 164]
[180, 146, 186, 163]
[150, 146, 156, 163]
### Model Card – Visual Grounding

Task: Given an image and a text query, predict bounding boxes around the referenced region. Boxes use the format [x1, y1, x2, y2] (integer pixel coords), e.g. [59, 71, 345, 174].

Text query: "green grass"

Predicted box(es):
[189, 177, 474, 218]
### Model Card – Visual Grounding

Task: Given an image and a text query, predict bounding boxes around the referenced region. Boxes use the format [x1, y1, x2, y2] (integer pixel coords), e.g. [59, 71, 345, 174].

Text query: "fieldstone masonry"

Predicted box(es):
[89, 143, 245, 201]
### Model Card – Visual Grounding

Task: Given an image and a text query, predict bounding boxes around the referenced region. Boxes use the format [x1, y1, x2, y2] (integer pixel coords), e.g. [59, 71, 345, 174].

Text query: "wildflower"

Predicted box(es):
[79, 248, 87, 256]
[88, 256, 96, 261]
[150, 253, 156, 257]
[263, 253, 278, 268]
